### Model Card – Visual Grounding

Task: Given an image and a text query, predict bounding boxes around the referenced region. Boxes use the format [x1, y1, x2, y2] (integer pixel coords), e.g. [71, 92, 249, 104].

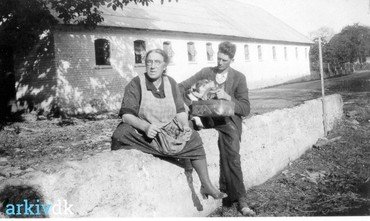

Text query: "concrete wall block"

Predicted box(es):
[239, 94, 341, 187]
[2, 149, 218, 217]
[0, 94, 343, 217]
[323, 94, 343, 130]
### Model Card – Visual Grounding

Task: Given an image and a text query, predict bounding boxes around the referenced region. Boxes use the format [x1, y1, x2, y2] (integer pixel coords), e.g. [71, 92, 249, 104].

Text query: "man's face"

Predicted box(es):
[217, 52, 233, 72]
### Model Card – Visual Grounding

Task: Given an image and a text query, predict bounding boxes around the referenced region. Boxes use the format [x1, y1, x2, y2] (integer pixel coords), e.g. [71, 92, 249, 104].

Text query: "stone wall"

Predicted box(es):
[0, 94, 343, 217]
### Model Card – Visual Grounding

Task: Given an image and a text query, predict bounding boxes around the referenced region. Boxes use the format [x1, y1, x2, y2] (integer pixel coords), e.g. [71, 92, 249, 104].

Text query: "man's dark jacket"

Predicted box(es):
[178, 67, 250, 139]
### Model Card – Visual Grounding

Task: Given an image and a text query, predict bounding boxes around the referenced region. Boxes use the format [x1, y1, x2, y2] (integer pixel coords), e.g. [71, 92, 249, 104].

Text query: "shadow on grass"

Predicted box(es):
[0, 185, 48, 218]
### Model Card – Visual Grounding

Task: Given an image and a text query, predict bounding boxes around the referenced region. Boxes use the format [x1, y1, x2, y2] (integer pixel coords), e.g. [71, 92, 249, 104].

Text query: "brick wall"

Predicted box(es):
[14, 33, 57, 113]
[53, 26, 137, 114]
[52, 26, 311, 114]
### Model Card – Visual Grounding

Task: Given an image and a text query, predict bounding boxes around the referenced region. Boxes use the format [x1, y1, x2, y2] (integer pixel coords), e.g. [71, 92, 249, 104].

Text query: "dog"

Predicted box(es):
[184, 79, 220, 129]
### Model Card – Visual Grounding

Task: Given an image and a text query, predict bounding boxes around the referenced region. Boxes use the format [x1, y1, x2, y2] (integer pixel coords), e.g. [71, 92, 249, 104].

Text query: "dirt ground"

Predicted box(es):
[212, 72, 370, 216]
[0, 117, 119, 176]
[0, 71, 369, 217]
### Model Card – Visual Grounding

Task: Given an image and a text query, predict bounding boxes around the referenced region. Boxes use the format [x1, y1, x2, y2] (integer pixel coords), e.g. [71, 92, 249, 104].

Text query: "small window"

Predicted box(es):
[244, 44, 250, 61]
[163, 41, 174, 63]
[206, 42, 214, 61]
[272, 46, 276, 60]
[95, 39, 110, 65]
[257, 45, 262, 61]
[284, 47, 288, 61]
[295, 47, 298, 59]
[134, 40, 146, 64]
[305, 48, 308, 59]
[187, 42, 196, 62]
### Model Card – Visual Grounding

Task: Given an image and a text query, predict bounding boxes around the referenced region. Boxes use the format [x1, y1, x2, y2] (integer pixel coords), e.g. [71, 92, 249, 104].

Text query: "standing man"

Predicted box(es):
[179, 41, 255, 216]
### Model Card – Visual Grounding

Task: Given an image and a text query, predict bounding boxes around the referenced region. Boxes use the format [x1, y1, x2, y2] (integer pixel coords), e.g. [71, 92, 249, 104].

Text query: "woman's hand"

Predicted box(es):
[182, 126, 192, 141]
[145, 124, 161, 138]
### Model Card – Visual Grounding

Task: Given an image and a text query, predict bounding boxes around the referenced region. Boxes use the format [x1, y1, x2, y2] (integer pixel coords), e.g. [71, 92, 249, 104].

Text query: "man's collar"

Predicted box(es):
[217, 71, 228, 76]
[214, 67, 231, 74]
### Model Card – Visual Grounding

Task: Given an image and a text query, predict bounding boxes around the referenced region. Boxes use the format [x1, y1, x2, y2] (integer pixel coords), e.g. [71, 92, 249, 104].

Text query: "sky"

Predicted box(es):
[238, 0, 370, 37]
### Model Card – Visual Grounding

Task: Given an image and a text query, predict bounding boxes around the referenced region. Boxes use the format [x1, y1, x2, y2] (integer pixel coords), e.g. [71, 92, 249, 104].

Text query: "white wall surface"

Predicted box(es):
[55, 27, 311, 94]
[0, 94, 343, 217]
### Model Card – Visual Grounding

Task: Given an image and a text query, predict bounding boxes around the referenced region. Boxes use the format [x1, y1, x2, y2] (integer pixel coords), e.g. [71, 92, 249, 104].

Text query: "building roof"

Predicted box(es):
[96, 0, 312, 44]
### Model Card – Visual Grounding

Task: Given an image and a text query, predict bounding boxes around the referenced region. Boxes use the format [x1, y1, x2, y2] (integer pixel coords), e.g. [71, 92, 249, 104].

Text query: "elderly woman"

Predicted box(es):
[111, 49, 226, 200]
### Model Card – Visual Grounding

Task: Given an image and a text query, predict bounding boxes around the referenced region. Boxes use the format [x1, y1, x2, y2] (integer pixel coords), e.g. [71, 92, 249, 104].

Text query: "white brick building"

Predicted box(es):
[15, 0, 312, 114]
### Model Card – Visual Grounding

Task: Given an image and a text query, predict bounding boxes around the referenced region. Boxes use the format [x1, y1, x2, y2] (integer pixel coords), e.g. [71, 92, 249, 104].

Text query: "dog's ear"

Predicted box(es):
[190, 84, 197, 92]
[194, 81, 203, 91]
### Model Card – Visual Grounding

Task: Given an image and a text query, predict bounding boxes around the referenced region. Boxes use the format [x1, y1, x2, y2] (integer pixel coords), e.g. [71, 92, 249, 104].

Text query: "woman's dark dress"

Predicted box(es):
[111, 74, 205, 160]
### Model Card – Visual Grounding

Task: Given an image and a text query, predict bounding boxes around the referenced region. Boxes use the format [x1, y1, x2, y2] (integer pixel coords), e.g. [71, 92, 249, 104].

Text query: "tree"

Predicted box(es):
[309, 24, 370, 76]
[328, 24, 370, 64]
[0, 0, 176, 54]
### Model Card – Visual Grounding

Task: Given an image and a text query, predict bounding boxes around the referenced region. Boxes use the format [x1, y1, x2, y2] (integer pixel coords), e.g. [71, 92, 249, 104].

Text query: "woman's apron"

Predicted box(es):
[138, 74, 191, 155]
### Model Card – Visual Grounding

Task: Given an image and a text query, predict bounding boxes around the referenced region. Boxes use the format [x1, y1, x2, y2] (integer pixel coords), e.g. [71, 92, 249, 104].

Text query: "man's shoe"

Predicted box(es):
[240, 206, 256, 216]
[238, 198, 256, 216]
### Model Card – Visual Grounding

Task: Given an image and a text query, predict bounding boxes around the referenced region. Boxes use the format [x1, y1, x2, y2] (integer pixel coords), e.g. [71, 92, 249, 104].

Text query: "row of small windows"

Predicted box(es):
[94, 39, 308, 66]
[253, 45, 307, 61]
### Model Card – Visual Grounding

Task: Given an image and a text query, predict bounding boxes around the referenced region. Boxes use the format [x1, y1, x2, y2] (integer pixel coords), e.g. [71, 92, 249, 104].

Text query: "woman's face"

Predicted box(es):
[145, 52, 167, 80]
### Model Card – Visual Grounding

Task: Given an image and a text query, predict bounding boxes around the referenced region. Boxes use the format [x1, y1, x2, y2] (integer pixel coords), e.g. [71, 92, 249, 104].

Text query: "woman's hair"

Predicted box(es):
[218, 41, 236, 59]
[145, 49, 170, 65]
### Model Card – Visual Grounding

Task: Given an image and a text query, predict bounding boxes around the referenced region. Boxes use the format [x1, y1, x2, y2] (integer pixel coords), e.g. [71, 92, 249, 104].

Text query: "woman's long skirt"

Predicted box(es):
[111, 122, 205, 160]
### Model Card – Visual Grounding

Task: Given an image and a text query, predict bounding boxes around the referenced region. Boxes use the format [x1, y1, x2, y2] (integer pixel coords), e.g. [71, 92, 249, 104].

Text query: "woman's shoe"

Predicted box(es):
[200, 186, 227, 200]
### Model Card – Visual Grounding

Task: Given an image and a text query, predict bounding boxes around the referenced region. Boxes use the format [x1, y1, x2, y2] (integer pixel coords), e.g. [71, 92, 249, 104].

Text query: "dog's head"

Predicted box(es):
[187, 79, 218, 101]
